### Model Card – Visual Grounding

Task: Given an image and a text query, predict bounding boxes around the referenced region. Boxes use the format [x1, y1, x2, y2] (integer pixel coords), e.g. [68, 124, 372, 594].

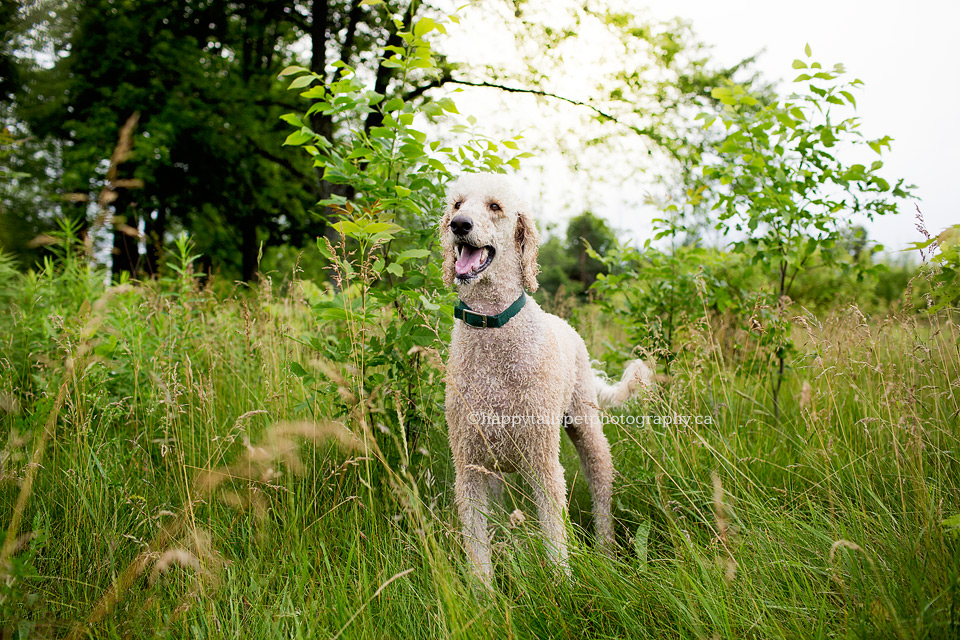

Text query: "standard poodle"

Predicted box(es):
[440, 172, 653, 585]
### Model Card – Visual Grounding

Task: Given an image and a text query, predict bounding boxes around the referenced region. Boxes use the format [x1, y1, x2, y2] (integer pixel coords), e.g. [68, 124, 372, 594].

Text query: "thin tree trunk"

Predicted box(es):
[111, 194, 139, 280]
[142, 202, 166, 278]
[241, 216, 259, 282]
[773, 258, 788, 420]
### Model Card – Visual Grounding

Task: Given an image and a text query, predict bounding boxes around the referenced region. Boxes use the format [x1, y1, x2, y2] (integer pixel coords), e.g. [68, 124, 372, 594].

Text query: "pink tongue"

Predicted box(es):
[455, 246, 483, 276]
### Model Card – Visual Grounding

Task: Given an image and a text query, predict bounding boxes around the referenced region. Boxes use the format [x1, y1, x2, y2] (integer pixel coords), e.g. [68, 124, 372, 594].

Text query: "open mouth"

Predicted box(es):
[454, 242, 495, 281]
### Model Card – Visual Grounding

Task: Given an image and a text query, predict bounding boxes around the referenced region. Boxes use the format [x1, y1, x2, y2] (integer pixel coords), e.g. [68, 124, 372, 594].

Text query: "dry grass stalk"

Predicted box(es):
[195, 420, 365, 496]
[149, 528, 227, 588]
[0, 391, 20, 415]
[711, 472, 737, 583]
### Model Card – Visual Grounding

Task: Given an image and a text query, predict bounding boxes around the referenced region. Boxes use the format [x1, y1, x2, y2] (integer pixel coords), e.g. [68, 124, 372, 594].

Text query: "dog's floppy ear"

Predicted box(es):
[439, 207, 456, 287]
[515, 206, 540, 292]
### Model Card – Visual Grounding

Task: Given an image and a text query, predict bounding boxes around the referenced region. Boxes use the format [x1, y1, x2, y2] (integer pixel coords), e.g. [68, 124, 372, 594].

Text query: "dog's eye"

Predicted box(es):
[454, 201, 462, 210]
[489, 203, 501, 211]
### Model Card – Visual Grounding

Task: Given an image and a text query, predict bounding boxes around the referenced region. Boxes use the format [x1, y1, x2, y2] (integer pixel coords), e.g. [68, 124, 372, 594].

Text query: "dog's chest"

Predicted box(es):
[448, 320, 572, 417]
[448, 326, 541, 407]
[445, 314, 579, 470]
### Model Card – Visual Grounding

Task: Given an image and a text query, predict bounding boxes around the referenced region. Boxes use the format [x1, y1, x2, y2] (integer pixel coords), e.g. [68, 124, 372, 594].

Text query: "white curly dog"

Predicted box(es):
[440, 173, 653, 584]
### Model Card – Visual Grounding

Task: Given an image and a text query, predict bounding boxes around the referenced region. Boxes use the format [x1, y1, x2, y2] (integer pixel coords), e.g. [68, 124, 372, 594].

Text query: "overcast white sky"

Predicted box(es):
[439, 0, 958, 254]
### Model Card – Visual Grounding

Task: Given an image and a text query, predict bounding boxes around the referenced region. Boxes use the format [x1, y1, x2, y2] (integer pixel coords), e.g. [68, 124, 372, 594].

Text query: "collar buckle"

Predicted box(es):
[461, 308, 489, 328]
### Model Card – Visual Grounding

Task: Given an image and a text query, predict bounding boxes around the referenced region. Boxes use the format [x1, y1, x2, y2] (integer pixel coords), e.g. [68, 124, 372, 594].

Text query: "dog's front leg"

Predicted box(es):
[525, 457, 570, 575]
[455, 466, 494, 586]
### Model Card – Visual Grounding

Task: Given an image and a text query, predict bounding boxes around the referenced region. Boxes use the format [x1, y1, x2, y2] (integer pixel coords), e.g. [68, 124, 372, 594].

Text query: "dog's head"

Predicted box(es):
[440, 173, 540, 292]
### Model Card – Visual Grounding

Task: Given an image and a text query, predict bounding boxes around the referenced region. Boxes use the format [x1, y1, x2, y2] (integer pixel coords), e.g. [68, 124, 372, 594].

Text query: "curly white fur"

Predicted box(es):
[440, 173, 654, 585]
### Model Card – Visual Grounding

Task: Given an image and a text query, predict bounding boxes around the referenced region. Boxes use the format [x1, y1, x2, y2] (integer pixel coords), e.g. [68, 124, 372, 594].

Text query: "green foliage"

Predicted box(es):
[909, 223, 960, 311]
[589, 238, 746, 367]
[537, 212, 617, 299]
[0, 113, 62, 268]
[701, 48, 910, 299]
[694, 48, 912, 414]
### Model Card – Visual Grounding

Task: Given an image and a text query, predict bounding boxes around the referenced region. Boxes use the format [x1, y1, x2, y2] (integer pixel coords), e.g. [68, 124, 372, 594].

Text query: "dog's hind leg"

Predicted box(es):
[488, 473, 505, 503]
[565, 400, 615, 552]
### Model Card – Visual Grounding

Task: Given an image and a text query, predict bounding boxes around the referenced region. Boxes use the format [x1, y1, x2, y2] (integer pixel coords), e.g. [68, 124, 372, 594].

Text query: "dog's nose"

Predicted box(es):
[450, 215, 473, 236]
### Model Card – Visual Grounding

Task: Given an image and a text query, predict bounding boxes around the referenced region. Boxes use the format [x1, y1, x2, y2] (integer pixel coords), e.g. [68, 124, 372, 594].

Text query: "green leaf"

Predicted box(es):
[804, 43, 812, 57]
[279, 65, 308, 77]
[437, 97, 459, 114]
[333, 220, 363, 236]
[288, 75, 316, 90]
[279, 113, 303, 127]
[283, 129, 313, 146]
[943, 514, 960, 539]
[362, 222, 402, 235]
[792, 59, 807, 69]
[369, 232, 395, 245]
[633, 520, 650, 569]
[710, 86, 735, 105]
[414, 17, 436, 37]
[419, 294, 440, 311]
[93, 335, 118, 357]
[359, 0, 383, 5]
[289, 361, 309, 378]
[319, 306, 348, 321]
[316, 238, 333, 259]
[385, 263, 403, 277]
[397, 249, 430, 263]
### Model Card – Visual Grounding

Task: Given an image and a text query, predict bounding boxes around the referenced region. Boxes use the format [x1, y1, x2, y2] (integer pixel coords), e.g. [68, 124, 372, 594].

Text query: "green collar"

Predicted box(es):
[454, 292, 527, 329]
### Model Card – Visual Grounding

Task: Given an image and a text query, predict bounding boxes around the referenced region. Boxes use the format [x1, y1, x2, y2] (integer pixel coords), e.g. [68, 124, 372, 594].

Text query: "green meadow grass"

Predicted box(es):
[1, 261, 958, 639]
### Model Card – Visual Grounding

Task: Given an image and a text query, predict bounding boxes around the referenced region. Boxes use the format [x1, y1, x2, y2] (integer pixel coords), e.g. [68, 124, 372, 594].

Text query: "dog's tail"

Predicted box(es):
[593, 359, 655, 410]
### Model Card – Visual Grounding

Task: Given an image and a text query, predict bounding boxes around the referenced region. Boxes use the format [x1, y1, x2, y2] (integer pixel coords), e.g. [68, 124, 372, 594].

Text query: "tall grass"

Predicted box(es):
[1, 244, 958, 638]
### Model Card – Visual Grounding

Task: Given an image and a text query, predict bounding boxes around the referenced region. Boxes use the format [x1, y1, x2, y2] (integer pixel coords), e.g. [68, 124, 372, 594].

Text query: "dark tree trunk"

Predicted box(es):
[142, 202, 166, 278]
[310, 0, 328, 87]
[241, 216, 259, 282]
[579, 247, 587, 288]
[111, 194, 140, 280]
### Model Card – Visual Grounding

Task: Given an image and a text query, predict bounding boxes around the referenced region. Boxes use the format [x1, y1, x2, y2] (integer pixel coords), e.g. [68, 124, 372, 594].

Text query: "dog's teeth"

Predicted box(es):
[480, 247, 488, 262]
